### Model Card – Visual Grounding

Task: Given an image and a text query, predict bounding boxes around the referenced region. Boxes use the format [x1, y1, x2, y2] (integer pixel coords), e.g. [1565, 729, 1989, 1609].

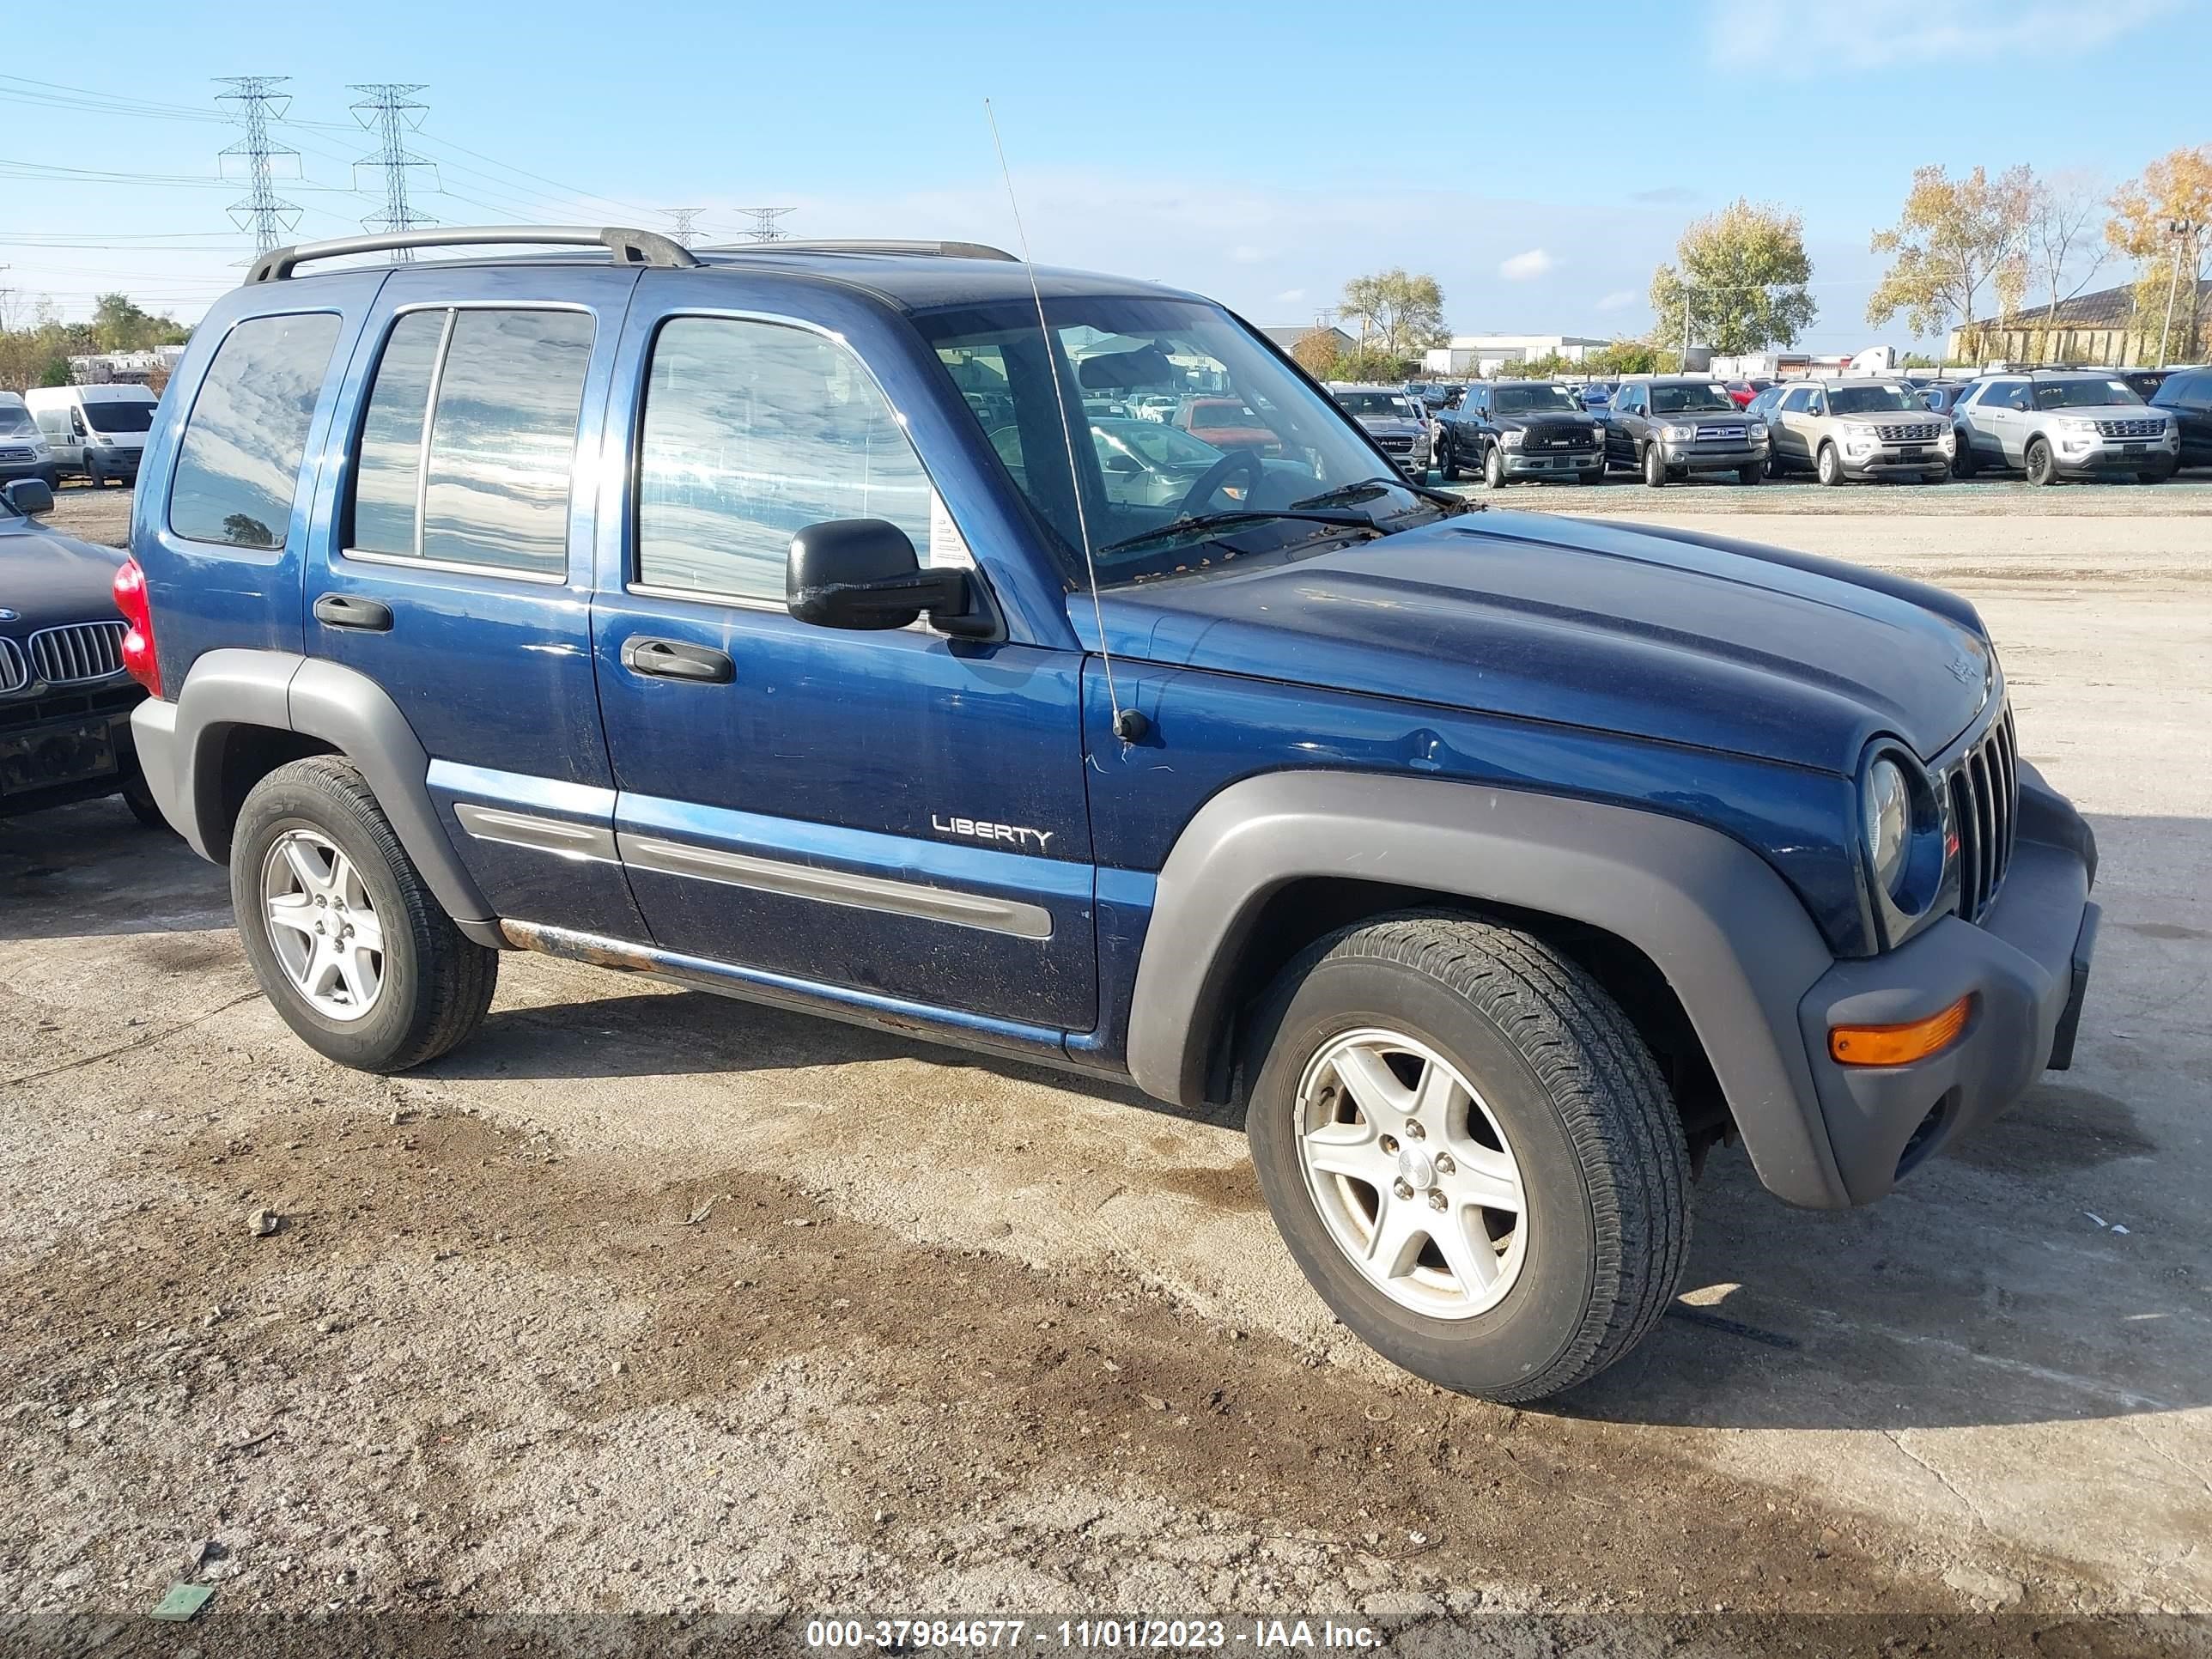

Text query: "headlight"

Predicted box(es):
[1660, 422, 1696, 441]
[1863, 757, 1910, 899]
[2054, 417, 2098, 439]
[1500, 428, 1526, 449]
[1747, 420, 1768, 441]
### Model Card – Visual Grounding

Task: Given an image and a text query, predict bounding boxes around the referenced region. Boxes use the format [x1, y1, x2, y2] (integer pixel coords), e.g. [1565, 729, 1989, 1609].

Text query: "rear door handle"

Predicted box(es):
[313, 593, 393, 632]
[621, 635, 734, 684]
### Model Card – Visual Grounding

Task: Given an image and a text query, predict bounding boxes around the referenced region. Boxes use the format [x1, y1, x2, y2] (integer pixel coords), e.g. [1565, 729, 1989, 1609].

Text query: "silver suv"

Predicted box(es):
[1953, 371, 2182, 485]
[1749, 378, 1955, 485]
[1327, 384, 1432, 475]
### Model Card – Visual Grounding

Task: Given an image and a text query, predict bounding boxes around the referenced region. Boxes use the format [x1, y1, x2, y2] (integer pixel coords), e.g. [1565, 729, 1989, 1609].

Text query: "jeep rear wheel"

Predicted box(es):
[1244, 912, 1691, 1402]
[231, 756, 498, 1073]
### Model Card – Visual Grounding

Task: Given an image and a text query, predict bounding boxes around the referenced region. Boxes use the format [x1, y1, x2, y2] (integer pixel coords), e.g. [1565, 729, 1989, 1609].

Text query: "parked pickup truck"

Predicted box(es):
[124, 227, 2100, 1402]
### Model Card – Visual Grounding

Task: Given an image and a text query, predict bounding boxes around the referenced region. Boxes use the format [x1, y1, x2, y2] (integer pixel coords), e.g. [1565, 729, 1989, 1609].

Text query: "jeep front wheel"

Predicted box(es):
[231, 756, 498, 1073]
[1244, 912, 1691, 1402]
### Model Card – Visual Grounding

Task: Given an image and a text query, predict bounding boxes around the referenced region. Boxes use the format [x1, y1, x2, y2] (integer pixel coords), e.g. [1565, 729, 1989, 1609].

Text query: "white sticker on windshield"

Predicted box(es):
[928, 489, 974, 570]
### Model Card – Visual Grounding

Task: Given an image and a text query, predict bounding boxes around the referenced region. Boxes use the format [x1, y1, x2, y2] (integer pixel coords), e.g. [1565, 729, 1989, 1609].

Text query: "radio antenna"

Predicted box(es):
[985, 99, 1146, 744]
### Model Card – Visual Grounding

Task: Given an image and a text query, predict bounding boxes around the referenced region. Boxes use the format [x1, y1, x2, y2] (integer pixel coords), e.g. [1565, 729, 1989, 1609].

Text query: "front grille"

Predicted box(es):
[0, 638, 25, 695]
[0, 680, 138, 732]
[28, 621, 127, 685]
[1875, 422, 1941, 443]
[0, 447, 33, 463]
[1949, 705, 2019, 924]
[1375, 435, 1415, 454]
[1694, 424, 1747, 442]
[1528, 423, 1595, 449]
[2094, 417, 2163, 439]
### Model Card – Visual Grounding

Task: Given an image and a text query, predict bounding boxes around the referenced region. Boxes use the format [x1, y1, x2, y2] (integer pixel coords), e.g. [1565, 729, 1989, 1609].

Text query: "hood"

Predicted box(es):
[0, 518, 128, 635]
[1090, 511, 1994, 772]
[1353, 414, 1425, 437]
[1494, 411, 1602, 433]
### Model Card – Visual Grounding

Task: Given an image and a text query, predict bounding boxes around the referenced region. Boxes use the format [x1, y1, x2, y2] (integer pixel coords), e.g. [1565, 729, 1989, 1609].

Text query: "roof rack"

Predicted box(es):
[698, 238, 1018, 262]
[247, 225, 700, 284]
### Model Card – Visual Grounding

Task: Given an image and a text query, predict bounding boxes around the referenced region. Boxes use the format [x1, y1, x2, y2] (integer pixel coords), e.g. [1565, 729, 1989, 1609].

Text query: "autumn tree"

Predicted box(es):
[1290, 327, 1342, 378]
[1338, 269, 1448, 362]
[1647, 199, 1816, 357]
[2027, 171, 2109, 325]
[1867, 165, 2033, 350]
[2107, 145, 2212, 364]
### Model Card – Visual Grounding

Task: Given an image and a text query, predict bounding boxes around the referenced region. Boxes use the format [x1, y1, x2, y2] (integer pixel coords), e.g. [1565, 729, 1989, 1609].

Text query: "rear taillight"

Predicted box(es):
[112, 556, 161, 697]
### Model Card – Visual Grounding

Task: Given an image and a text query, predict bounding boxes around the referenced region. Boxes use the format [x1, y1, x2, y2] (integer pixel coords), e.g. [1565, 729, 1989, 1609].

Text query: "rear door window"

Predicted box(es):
[168, 312, 343, 549]
[343, 307, 594, 577]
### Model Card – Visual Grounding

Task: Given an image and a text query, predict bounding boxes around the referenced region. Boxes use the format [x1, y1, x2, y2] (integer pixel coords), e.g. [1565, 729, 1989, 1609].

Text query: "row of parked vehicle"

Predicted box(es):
[0, 385, 157, 491]
[1358, 367, 2207, 489]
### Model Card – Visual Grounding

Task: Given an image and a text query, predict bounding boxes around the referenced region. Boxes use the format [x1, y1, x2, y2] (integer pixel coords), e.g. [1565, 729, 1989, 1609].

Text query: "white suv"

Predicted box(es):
[1954, 372, 2181, 485]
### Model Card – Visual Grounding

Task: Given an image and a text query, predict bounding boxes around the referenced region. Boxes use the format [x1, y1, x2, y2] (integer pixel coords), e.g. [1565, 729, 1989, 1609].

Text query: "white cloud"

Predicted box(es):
[1274, 288, 1306, 304]
[1596, 289, 1638, 313]
[1231, 244, 1268, 264]
[1499, 248, 1553, 282]
[1706, 0, 2175, 71]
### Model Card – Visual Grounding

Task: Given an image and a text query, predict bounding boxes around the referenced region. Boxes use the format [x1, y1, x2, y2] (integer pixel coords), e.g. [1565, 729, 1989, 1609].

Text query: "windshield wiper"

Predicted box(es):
[1292, 475, 1476, 514]
[1097, 508, 1383, 559]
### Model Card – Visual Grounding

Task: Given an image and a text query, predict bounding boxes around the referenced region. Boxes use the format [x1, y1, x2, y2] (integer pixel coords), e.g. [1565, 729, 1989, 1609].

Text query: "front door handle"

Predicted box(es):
[313, 593, 393, 632]
[621, 635, 734, 684]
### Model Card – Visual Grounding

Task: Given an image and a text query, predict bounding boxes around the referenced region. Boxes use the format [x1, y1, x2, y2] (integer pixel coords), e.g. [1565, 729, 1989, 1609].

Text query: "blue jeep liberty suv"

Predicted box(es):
[121, 227, 2100, 1401]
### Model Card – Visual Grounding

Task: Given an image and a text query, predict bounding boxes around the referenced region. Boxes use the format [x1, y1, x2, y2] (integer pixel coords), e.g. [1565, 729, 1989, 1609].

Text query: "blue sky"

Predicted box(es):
[3, 0, 2203, 350]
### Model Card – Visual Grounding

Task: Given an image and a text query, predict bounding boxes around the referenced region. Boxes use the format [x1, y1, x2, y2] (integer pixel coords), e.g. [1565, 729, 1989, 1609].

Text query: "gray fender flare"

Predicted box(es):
[1123, 770, 1850, 1209]
[135, 648, 495, 931]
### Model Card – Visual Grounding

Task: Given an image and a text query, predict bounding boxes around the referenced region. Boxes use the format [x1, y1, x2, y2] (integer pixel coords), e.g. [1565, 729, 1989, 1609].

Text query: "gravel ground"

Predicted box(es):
[3, 493, 2209, 1654]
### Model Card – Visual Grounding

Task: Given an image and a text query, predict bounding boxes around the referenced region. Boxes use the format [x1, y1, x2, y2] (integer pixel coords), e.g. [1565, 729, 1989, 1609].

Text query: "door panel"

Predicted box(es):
[301, 264, 647, 938]
[588, 293, 1097, 1031]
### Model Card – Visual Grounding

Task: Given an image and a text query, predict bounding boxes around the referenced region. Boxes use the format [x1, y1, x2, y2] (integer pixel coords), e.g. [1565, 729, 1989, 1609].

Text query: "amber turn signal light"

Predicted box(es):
[1829, 994, 1973, 1066]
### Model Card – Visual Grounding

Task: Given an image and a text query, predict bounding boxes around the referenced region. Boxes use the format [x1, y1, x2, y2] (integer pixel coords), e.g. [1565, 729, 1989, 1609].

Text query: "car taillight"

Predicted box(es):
[112, 556, 162, 697]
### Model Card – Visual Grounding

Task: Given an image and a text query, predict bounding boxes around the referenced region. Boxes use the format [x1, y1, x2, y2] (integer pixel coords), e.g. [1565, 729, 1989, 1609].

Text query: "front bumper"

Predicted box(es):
[1841, 445, 1953, 477]
[2053, 438, 2179, 477]
[0, 456, 57, 482]
[1661, 440, 1768, 473]
[1794, 769, 2098, 1205]
[0, 690, 143, 815]
[1501, 447, 1604, 477]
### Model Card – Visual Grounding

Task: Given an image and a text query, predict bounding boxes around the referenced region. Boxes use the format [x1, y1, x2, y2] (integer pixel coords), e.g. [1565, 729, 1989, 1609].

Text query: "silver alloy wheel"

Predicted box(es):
[260, 828, 386, 1022]
[1294, 1027, 1528, 1320]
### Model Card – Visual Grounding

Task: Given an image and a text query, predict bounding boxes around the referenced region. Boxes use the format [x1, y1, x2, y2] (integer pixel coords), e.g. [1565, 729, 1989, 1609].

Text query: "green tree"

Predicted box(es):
[1867, 164, 2033, 348]
[1338, 269, 1449, 362]
[1650, 199, 1817, 357]
[1582, 339, 1661, 377]
[89, 292, 189, 353]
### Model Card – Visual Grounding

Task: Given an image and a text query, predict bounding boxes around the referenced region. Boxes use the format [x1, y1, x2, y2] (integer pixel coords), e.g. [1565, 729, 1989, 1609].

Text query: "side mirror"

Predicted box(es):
[3, 477, 54, 516]
[787, 519, 993, 640]
[1105, 453, 1144, 475]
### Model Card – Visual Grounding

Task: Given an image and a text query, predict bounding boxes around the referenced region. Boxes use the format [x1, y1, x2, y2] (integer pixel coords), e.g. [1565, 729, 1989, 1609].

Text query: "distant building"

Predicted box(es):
[1261, 325, 1354, 356]
[69, 346, 187, 388]
[1709, 350, 1856, 381]
[1947, 280, 2211, 368]
[1423, 333, 1610, 376]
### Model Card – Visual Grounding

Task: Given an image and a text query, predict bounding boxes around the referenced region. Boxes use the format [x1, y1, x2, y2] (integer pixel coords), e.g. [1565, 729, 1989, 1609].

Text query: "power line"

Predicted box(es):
[733, 207, 794, 243]
[214, 77, 303, 258]
[349, 83, 438, 258]
[662, 209, 702, 248]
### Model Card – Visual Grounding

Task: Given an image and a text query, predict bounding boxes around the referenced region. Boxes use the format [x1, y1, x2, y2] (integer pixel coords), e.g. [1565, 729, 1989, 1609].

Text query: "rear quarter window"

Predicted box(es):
[168, 312, 343, 550]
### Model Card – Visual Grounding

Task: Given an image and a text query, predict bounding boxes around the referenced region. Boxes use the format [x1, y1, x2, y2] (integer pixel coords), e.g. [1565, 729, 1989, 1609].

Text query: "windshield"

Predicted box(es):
[1649, 383, 1739, 414]
[2034, 379, 2142, 410]
[1334, 391, 1415, 417]
[1829, 384, 1924, 415]
[0, 406, 36, 437]
[84, 398, 155, 434]
[1494, 385, 1582, 416]
[918, 296, 1449, 587]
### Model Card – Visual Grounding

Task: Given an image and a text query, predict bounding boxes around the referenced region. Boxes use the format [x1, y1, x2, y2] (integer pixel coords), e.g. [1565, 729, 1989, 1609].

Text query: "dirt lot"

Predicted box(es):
[3, 487, 2209, 1651]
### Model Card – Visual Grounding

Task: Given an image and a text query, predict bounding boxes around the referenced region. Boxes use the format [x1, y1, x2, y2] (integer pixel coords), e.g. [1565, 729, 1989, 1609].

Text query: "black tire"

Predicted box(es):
[2136, 470, 2172, 485]
[1641, 443, 1667, 488]
[1815, 442, 1844, 487]
[1737, 461, 1765, 486]
[230, 756, 498, 1073]
[1243, 911, 1691, 1402]
[2024, 437, 2058, 486]
[39, 466, 61, 492]
[1483, 445, 1506, 489]
[118, 769, 173, 833]
[84, 454, 105, 489]
[1436, 431, 1462, 483]
[1952, 435, 1976, 478]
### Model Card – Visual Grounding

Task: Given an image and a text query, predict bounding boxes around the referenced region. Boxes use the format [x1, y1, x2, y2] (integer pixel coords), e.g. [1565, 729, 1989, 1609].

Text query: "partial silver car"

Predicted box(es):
[1953, 371, 2181, 485]
[1327, 383, 1432, 476]
[1750, 378, 1955, 485]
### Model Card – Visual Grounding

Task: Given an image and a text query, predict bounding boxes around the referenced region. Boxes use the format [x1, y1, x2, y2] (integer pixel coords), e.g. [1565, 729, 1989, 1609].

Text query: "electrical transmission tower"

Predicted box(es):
[349, 84, 439, 259]
[733, 207, 794, 242]
[662, 209, 703, 247]
[215, 76, 302, 257]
